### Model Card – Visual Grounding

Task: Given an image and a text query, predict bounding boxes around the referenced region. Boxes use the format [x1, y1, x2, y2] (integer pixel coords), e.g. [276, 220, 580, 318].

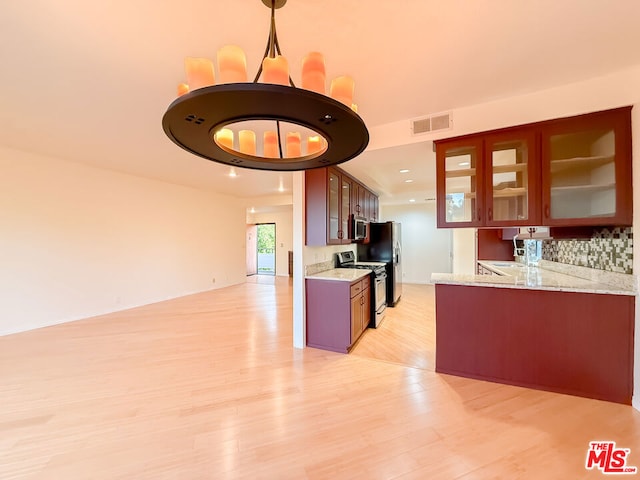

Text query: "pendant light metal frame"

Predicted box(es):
[162, 0, 369, 171]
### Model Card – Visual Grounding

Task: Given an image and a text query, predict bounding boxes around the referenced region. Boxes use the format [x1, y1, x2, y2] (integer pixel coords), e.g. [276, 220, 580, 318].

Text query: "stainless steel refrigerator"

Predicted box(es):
[357, 222, 402, 306]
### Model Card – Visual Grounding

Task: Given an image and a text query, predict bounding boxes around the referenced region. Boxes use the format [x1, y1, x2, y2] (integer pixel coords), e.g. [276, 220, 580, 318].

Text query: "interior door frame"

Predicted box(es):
[246, 224, 258, 276]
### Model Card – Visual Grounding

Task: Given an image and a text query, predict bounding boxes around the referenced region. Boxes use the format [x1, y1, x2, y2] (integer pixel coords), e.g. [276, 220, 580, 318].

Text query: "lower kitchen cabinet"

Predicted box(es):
[350, 278, 371, 341]
[306, 276, 370, 353]
[435, 284, 634, 404]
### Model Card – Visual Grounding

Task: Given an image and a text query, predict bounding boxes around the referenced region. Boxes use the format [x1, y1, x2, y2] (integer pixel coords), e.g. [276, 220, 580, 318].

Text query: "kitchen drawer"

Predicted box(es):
[350, 276, 371, 297]
[350, 280, 363, 298]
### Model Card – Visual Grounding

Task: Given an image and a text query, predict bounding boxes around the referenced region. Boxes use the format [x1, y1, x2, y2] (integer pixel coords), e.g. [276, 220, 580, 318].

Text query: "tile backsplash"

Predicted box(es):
[541, 227, 633, 274]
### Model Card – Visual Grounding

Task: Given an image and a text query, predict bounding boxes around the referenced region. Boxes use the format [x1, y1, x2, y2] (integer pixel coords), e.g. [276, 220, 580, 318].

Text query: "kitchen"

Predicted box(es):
[298, 104, 636, 408]
[3, 2, 640, 477]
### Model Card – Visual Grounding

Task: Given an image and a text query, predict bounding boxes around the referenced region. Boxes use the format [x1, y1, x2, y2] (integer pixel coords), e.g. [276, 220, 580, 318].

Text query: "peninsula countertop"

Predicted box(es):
[431, 260, 635, 296]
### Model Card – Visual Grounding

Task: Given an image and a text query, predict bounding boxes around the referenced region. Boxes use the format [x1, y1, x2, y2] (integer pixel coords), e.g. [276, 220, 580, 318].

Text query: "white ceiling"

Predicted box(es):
[2, 0, 640, 206]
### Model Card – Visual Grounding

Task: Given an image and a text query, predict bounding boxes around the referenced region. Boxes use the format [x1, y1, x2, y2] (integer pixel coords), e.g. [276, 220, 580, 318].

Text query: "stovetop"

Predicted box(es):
[350, 261, 387, 268]
[336, 251, 387, 272]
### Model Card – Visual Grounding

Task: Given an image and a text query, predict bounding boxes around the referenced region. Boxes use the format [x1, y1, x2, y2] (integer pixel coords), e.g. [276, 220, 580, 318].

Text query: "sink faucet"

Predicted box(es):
[513, 236, 525, 258]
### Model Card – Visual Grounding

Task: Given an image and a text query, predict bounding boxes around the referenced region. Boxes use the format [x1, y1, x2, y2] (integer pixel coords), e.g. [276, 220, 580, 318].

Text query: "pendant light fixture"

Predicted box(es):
[162, 0, 369, 171]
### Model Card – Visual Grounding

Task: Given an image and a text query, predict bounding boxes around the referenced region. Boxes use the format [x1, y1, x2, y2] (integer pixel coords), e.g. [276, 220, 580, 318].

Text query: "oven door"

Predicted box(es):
[373, 272, 387, 327]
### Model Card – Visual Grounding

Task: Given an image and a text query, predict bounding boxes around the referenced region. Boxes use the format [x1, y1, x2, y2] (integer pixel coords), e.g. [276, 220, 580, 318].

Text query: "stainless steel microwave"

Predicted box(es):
[351, 216, 368, 241]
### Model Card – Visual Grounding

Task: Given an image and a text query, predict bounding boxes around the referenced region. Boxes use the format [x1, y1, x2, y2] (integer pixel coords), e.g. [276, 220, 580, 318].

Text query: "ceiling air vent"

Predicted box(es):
[411, 111, 452, 136]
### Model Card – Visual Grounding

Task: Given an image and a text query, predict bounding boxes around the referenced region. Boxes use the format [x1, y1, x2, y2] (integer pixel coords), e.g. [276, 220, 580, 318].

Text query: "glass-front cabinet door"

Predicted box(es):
[484, 129, 540, 226]
[540, 107, 632, 226]
[327, 168, 341, 243]
[340, 176, 352, 242]
[436, 137, 484, 227]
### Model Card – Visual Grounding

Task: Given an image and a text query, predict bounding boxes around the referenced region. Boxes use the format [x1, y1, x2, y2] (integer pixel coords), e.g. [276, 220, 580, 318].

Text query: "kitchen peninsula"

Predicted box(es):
[431, 260, 635, 405]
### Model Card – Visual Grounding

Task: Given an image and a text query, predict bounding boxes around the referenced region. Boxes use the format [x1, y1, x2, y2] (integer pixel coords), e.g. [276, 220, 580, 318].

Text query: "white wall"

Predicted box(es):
[452, 229, 477, 275]
[247, 206, 293, 276]
[0, 147, 246, 335]
[380, 203, 452, 283]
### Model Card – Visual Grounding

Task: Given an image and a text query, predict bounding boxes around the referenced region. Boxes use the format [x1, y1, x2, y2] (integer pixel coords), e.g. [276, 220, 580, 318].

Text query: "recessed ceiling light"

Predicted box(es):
[228, 167, 238, 177]
[409, 199, 416, 203]
[405, 179, 414, 183]
[399, 169, 410, 173]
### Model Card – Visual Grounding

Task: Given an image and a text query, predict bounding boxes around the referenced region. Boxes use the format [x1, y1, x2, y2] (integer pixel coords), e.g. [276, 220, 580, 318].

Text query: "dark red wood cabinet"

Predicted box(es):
[305, 167, 352, 246]
[476, 229, 515, 261]
[306, 276, 370, 353]
[305, 166, 379, 246]
[435, 128, 539, 228]
[540, 107, 633, 226]
[435, 106, 632, 229]
[435, 284, 635, 404]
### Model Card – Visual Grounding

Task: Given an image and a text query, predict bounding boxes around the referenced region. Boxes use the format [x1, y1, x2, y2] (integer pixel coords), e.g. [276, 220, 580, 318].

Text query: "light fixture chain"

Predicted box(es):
[269, 2, 277, 57]
[270, 16, 295, 87]
[252, 1, 295, 87]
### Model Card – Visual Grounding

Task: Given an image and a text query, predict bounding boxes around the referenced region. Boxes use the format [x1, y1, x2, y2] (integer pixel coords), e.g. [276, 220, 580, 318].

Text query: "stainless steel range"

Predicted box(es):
[336, 251, 387, 328]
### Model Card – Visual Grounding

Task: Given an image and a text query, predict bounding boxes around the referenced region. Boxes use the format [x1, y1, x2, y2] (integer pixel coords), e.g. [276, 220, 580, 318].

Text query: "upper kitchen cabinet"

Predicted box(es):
[484, 129, 540, 226]
[436, 129, 539, 228]
[369, 192, 379, 222]
[435, 106, 632, 228]
[306, 166, 379, 246]
[540, 106, 632, 226]
[306, 167, 353, 245]
[352, 183, 378, 222]
[435, 136, 484, 227]
[352, 183, 367, 218]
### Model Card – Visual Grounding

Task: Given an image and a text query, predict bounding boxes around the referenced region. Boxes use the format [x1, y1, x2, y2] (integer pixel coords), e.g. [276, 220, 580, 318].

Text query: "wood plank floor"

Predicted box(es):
[351, 284, 435, 370]
[1, 278, 639, 479]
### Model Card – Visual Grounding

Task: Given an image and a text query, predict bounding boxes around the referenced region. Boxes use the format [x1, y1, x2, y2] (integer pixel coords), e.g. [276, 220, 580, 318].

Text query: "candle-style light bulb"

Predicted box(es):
[185, 57, 215, 90]
[262, 56, 290, 86]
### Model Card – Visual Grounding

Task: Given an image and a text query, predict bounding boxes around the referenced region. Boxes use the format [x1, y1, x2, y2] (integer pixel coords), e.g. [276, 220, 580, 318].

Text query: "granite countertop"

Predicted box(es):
[431, 260, 636, 296]
[306, 268, 371, 282]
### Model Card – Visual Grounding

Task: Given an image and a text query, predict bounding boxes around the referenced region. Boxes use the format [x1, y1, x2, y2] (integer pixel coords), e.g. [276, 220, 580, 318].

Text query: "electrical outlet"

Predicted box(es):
[212, 277, 216, 284]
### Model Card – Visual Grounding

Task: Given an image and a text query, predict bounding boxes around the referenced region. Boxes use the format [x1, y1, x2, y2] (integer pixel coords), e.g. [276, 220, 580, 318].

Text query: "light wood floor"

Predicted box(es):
[352, 284, 435, 370]
[1, 278, 639, 479]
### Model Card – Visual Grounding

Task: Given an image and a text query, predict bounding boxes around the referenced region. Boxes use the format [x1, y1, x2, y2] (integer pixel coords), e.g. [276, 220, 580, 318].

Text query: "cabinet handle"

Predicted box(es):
[477, 208, 481, 222]
[544, 205, 550, 218]
[338, 230, 343, 239]
[488, 208, 493, 221]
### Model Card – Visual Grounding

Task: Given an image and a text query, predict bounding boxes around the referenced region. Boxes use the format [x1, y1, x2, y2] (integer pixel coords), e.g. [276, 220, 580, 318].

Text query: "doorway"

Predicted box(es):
[246, 223, 277, 276]
[256, 223, 276, 275]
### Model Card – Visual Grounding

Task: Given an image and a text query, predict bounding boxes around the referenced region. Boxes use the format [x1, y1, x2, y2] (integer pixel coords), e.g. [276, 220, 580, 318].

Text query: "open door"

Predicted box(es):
[246, 224, 257, 276]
